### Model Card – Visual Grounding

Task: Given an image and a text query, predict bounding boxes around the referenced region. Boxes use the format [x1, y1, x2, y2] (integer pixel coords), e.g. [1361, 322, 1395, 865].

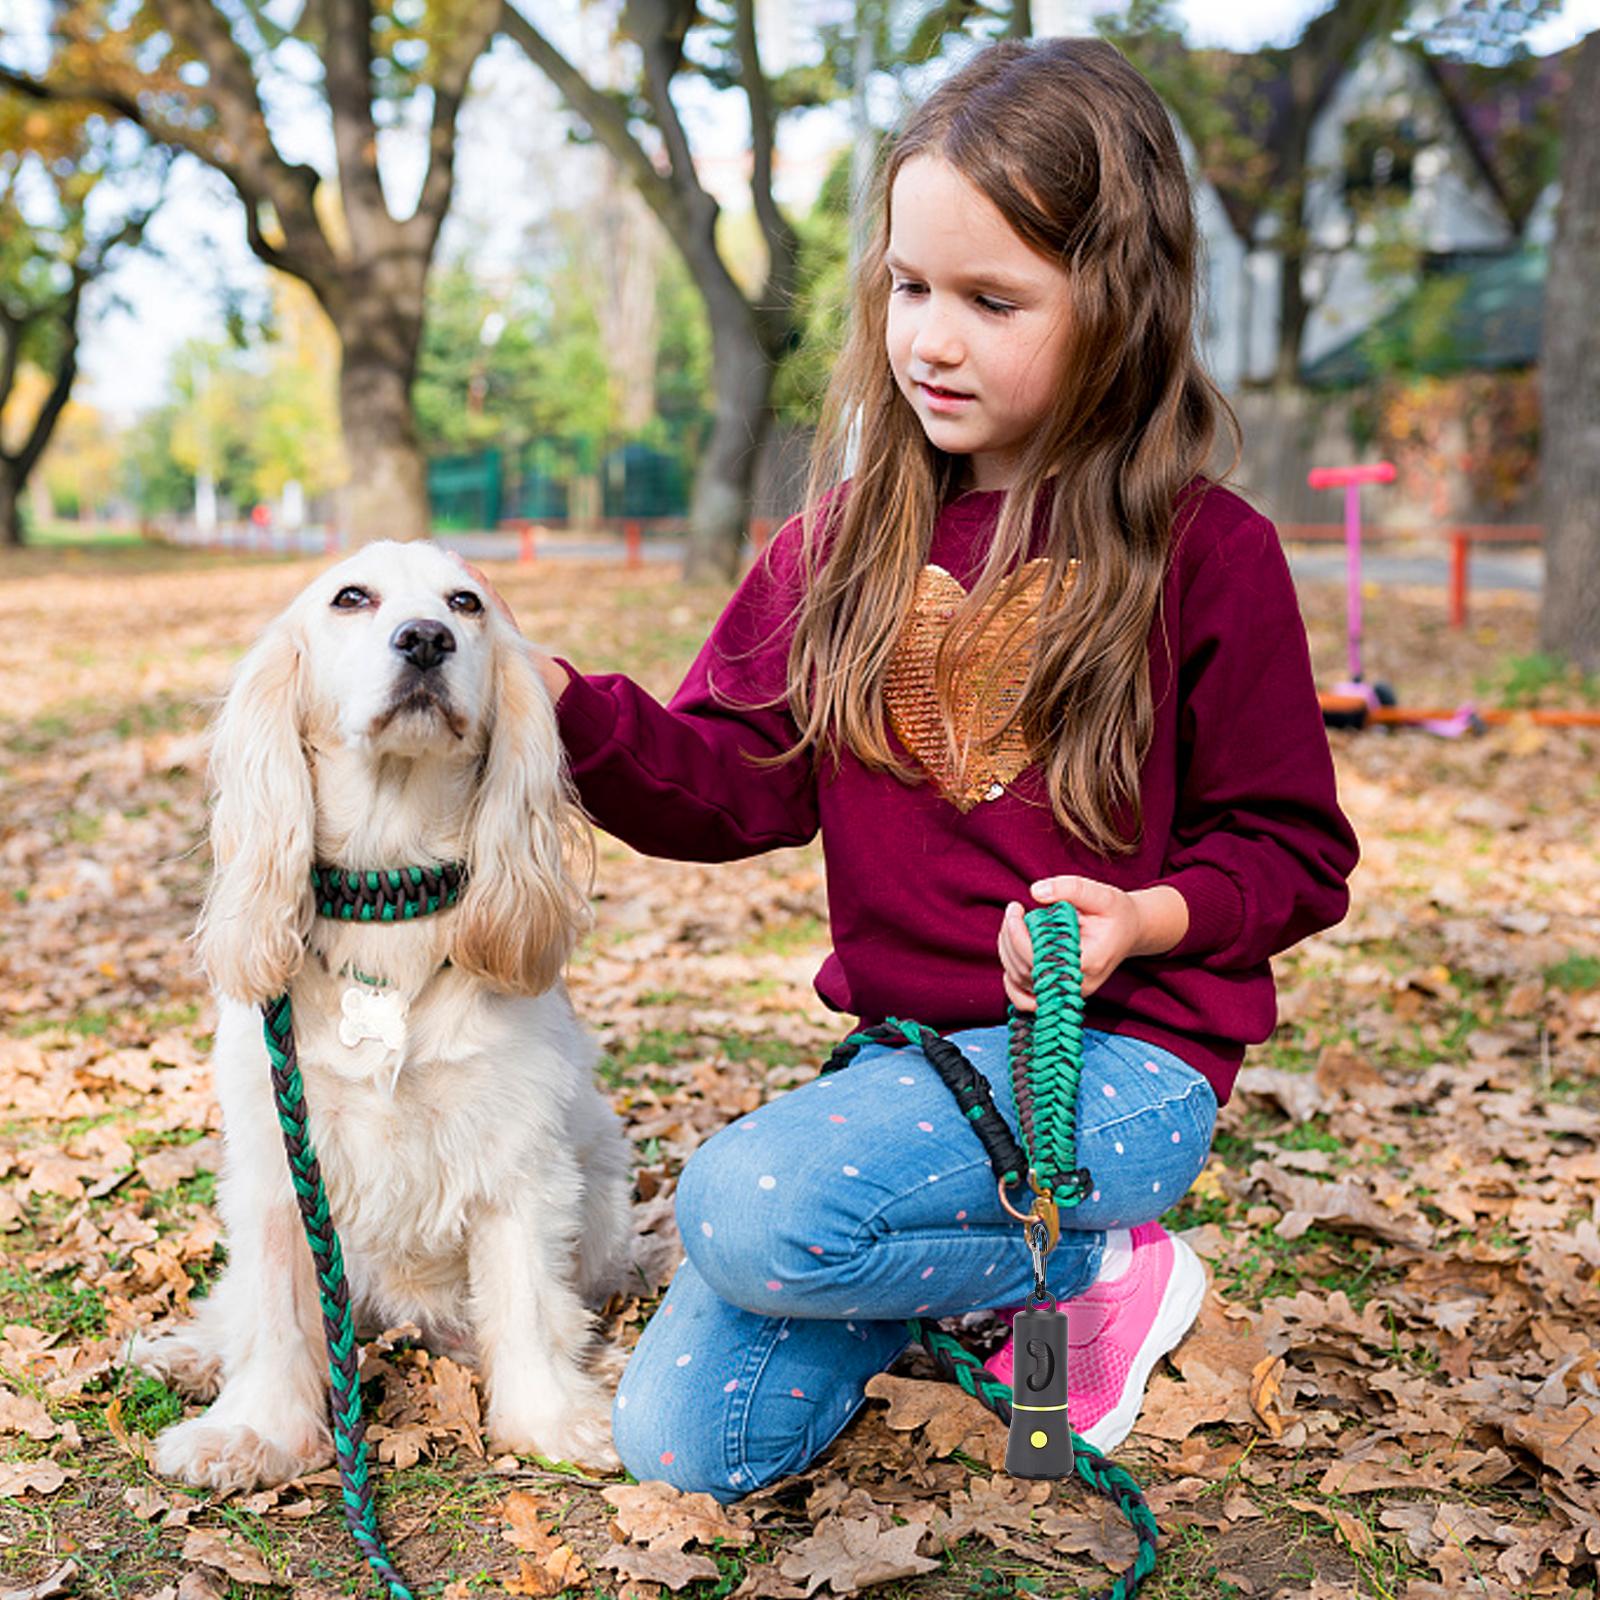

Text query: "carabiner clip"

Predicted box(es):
[1026, 1217, 1053, 1303]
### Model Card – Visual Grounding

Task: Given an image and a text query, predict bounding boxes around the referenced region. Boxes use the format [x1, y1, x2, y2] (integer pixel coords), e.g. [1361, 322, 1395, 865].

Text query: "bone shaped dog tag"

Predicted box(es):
[338, 986, 408, 1054]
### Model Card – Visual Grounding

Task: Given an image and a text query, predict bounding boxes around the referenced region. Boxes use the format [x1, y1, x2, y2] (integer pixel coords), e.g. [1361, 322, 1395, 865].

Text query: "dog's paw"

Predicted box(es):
[153, 1415, 331, 1492]
[489, 1394, 620, 1473]
[126, 1331, 223, 1403]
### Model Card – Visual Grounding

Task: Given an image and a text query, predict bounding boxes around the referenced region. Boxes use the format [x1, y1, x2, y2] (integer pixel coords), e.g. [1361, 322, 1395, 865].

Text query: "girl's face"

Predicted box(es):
[885, 156, 1074, 492]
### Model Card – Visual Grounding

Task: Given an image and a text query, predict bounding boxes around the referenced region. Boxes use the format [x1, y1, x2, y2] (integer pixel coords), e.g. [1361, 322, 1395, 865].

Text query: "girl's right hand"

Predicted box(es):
[446, 551, 573, 699]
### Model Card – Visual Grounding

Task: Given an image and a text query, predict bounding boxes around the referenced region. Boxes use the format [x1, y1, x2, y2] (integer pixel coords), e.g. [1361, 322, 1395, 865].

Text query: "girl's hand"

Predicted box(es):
[447, 551, 519, 629]
[999, 878, 1188, 1008]
[446, 551, 572, 699]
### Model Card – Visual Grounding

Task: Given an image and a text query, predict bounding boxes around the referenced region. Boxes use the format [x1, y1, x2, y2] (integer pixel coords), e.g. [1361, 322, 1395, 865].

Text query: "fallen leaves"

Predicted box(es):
[180, 1526, 277, 1585]
[1, 559, 1599, 1597]
[596, 1480, 754, 1591]
[0, 1460, 75, 1498]
[499, 1490, 592, 1596]
[777, 1516, 938, 1595]
[0, 1560, 77, 1600]
[862, 1371, 1008, 1469]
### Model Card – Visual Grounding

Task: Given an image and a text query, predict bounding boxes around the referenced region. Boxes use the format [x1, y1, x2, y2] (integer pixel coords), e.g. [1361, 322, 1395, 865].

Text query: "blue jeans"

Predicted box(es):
[612, 1025, 1217, 1501]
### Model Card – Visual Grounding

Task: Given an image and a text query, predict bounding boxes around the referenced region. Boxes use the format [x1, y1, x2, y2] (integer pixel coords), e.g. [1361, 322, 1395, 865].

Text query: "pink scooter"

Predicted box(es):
[1307, 462, 1401, 729]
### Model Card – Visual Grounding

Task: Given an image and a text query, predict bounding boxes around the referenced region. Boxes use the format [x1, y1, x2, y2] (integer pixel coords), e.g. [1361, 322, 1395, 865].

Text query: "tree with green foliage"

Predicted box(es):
[0, 98, 163, 544]
[498, 0, 800, 579]
[0, 0, 501, 544]
[499, 0, 1038, 576]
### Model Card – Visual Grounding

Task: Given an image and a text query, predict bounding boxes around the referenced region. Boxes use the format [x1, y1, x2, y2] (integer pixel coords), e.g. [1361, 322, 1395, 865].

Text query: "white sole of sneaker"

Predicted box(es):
[1076, 1233, 1207, 1456]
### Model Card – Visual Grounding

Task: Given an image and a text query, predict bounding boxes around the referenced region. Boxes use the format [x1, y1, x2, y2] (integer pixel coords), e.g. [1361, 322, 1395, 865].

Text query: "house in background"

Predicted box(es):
[1179, 33, 1567, 392]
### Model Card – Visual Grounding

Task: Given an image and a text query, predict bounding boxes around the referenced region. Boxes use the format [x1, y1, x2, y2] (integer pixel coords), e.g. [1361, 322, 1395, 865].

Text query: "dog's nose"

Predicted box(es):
[390, 618, 456, 673]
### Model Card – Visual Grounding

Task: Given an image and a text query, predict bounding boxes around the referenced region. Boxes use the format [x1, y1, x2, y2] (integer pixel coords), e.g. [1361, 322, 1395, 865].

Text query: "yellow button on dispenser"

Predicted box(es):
[1030, 1430, 1048, 1448]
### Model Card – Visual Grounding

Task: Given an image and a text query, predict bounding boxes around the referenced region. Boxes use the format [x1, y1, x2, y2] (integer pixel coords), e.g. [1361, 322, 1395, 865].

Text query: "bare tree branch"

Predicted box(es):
[626, 0, 706, 209]
[12, 291, 79, 483]
[322, 0, 390, 257]
[733, 0, 799, 326]
[151, 0, 333, 271]
[496, 2, 676, 221]
[0, 58, 336, 290]
[0, 307, 22, 428]
[405, 0, 502, 255]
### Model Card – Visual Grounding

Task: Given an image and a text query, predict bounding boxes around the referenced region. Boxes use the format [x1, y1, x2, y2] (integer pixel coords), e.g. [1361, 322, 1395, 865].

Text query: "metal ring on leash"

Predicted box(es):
[998, 1176, 1037, 1225]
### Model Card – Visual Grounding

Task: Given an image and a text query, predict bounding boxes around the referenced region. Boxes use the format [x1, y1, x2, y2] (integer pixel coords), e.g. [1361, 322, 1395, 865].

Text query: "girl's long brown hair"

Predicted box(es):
[787, 37, 1240, 854]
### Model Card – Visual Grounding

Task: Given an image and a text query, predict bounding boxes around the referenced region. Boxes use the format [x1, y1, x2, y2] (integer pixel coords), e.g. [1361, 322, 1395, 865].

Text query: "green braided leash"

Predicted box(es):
[258, 860, 465, 1599]
[829, 903, 1160, 1598]
[1010, 902, 1094, 1215]
[908, 1316, 1160, 1598]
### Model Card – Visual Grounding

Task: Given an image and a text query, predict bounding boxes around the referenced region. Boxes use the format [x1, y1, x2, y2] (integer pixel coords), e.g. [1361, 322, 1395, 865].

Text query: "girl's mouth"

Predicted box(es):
[918, 382, 974, 413]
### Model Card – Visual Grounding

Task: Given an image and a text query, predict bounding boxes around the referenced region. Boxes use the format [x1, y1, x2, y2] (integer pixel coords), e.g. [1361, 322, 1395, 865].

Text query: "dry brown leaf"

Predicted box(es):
[0, 1559, 77, 1600]
[1486, 1402, 1600, 1479]
[1248, 1354, 1286, 1437]
[428, 1355, 484, 1457]
[729, 1567, 809, 1600]
[180, 1527, 276, 1585]
[0, 1459, 74, 1498]
[599, 1542, 719, 1591]
[863, 1371, 1008, 1468]
[136, 1137, 221, 1192]
[0, 1387, 61, 1441]
[502, 1525, 590, 1597]
[372, 1419, 432, 1469]
[601, 1481, 754, 1551]
[1250, 1161, 1434, 1249]
[777, 1515, 939, 1596]
[103, 1395, 149, 1461]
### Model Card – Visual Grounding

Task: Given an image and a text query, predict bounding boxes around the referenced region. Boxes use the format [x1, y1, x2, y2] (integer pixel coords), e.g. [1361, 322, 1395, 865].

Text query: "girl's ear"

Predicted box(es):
[196, 618, 315, 1004]
[451, 631, 593, 994]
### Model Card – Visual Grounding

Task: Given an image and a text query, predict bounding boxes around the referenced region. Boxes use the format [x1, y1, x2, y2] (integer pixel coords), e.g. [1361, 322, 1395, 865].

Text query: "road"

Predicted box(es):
[179, 527, 1547, 595]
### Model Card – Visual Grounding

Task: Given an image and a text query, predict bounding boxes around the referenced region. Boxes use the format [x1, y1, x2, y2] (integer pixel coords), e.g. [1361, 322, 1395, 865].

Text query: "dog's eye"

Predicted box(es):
[448, 591, 485, 616]
[331, 585, 373, 610]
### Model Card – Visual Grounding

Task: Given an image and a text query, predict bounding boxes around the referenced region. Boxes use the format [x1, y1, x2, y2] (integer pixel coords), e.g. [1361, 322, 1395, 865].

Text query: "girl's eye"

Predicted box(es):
[448, 591, 484, 616]
[331, 585, 373, 610]
[976, 296, 1016, 315]
[890, 279, 925, 297]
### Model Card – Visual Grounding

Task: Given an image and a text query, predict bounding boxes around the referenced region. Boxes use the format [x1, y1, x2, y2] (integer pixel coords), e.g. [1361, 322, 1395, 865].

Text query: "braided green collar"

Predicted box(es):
[310, 861, 467, 922]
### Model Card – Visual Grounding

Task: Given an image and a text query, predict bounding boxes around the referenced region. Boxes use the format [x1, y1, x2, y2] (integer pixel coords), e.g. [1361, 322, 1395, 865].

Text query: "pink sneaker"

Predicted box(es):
[984, 1223, 1205, 1454]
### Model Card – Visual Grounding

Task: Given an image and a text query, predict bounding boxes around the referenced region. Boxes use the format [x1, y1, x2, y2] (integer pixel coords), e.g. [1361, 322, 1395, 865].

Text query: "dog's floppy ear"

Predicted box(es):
[451, 630, 592, 994]
[195, 615, 315, 1004]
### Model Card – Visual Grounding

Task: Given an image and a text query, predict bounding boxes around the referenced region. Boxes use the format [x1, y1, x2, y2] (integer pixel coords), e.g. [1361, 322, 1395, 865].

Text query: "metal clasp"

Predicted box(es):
[997, 1176, 1062, 1255]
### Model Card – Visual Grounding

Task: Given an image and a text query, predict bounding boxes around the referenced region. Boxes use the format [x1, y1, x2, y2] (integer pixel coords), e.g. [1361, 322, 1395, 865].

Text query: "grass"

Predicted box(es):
[0, 1264, 109, 1339]
[1547, 952, 1600, 992]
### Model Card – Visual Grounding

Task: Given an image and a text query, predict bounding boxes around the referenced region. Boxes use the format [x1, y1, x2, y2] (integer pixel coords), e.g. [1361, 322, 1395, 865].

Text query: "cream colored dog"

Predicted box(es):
[131, 540, 631, 1490]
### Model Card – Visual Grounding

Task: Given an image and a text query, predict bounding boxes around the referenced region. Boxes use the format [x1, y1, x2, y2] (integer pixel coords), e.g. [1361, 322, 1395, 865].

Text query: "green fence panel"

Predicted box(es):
[427, 448, 502, 531]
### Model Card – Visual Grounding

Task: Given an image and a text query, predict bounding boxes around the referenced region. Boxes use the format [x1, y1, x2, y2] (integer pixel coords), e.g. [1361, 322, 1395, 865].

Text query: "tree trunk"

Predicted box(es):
[1539, 28, 1600, 673]
[684, 296, 775, 583]
[1274, 233, 1312, 390]
[333, 302, 432, 544]
[0, 465, 22, 547]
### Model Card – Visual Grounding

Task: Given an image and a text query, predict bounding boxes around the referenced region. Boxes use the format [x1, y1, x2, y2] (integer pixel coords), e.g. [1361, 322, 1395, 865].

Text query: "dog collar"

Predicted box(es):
[310, 862, 468, 922]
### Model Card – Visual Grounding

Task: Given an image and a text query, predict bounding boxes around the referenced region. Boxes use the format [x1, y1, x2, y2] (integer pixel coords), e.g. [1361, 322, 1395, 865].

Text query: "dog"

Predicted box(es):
[131, 540, 633, 1490]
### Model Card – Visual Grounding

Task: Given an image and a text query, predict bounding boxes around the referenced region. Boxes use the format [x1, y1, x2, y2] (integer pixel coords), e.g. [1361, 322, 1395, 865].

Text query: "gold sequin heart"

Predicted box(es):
[884, 559, 1065, 810]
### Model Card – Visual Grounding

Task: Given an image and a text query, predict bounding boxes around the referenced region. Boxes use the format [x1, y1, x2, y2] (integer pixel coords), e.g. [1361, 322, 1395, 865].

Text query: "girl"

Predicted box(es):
[524, 36, 1357, 1499]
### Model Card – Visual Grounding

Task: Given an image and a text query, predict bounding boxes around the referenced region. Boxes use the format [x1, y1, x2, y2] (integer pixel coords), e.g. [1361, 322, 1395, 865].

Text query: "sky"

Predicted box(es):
[44, 0, 1600, 420]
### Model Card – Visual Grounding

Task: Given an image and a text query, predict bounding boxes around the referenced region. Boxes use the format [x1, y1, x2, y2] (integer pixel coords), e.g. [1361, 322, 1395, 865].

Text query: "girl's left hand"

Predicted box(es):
[999, 877, 1188, 1008]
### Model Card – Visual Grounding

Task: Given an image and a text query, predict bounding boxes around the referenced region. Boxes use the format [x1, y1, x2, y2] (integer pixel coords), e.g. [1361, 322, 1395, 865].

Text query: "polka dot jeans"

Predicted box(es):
[611, 1025, 1217, 1502]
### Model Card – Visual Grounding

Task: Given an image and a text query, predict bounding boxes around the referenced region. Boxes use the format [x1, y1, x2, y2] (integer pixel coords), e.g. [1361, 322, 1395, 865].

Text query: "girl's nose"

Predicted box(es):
[911, 304, 963, 368]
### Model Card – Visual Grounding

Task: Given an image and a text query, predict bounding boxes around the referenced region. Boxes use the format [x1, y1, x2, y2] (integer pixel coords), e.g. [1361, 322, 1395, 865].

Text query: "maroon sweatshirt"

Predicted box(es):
[554, 481, 1358, 1103]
